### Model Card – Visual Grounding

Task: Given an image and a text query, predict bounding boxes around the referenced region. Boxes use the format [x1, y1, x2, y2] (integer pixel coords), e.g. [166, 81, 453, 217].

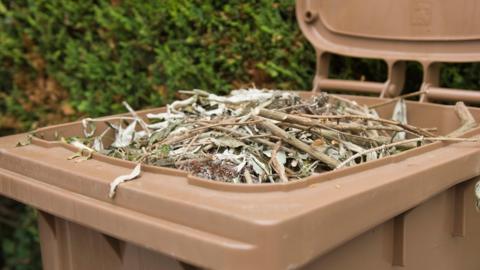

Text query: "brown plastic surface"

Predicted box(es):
[296, 0, 480, 103]
[1, 95, 480, 269]
[1, 1, 480, 269]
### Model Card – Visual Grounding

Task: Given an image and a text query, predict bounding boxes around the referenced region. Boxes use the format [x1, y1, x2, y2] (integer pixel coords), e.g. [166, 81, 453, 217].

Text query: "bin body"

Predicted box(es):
[1, 95, 480, 270]
[305, 179, 480, 270]
[32, 178, 480, 270]
[37, 212, 187, 270]
[2, 0, 480, 269]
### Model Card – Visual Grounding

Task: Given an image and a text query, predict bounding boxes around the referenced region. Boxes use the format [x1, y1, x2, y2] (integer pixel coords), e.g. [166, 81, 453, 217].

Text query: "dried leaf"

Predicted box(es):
[263, 150, 286, 165]
[111, 120, 137, 148]
[16, 134, 33, 147]
[208, 89, 273, 104]
[342, 141, 364, 153]
[311, 138, 325, 147]
[91, 127, 110, 152]
[109, 164, 141, 198]
[82, 118, 96, 138]
[235, 159, 247, 172]
[475, 181, 480, 211]
[146, 112, 185, 120]
[147, 121, 169, 130]
[211, 136, 245, 148]
[366, 151, 378, 161]
[92, 137, 104, 152]
[149, 121, 180, 144]
[249, 155, 270, 177]
[67, 140, 94, 162]
[214, 149, 243, 164]
[205, 104, 226, 116]
[392, 99, 407, 141]
[69, 140, 94, 153]
[168, 95, 197, 113]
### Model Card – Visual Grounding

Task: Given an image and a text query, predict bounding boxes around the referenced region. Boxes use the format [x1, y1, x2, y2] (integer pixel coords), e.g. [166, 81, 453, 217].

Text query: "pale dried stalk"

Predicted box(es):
[475, 181, 480, 211]
[122, 101, 152, 137]
[329, 95, 367, 112]
[258, 118, 339, 169]
[269, 141, 288, 183]
[244, 169, 253, 184]
[205, 125, 297, 154]
[109, 164, 141, 198]
[277, 122, 417, 150]
[297, 112, 435, 137]
[161, 120, 259, 145]
[448, 102, 477, 137]
[336, 136, 480, 169]
[368, 90, 428, 109]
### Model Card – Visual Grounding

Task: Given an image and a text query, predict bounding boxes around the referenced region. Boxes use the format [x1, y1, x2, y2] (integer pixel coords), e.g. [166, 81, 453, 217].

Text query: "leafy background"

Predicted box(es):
[0, 0, 479, 268]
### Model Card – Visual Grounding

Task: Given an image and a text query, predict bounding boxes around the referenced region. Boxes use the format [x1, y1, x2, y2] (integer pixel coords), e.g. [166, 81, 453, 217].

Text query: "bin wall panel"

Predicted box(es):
[34, 178, 480, 270]
[38, 211, 187, 270]
[304, 178, 480, 270]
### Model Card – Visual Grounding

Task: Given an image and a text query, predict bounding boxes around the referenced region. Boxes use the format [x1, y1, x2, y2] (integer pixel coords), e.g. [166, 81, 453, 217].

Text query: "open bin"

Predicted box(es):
[1, 0, 480, 269]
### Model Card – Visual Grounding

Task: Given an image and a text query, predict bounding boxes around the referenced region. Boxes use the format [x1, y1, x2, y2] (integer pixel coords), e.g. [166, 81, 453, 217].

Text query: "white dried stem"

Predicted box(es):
[109, 164, 142, 198]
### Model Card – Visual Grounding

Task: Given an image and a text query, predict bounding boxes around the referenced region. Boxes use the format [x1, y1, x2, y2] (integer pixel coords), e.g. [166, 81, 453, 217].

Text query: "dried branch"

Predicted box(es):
[336, 136, 480, 169]
[368, 90, 428, 109]
[258, 117, 339, 169]
[297, 112, 435, 137]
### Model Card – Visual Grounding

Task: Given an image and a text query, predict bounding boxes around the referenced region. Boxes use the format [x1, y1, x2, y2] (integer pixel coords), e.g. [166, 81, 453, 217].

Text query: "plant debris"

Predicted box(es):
[57, 89, 478, 186]
[15, 134, 33, 147]
[476, 181, 480, 211]
[109, 164, 141, 198]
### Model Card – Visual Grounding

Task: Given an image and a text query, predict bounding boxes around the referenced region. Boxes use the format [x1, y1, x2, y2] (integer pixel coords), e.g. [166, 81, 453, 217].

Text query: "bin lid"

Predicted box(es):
[296, 0, 480, 63]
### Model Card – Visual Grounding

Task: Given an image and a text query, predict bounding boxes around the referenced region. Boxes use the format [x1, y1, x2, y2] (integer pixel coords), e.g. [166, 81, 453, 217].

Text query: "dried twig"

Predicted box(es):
[297, 112, 435, 137]
[122, 101, 152, 137]
[448, 102, 477, 137]
[368, 90, 428, 109]
[268, 141, 288, 183]
[336, 136, 480, 169]
[258, 118, 339, 169]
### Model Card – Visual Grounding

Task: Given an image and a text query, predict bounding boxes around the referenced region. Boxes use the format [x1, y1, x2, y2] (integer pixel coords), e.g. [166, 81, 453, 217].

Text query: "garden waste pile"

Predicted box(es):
[57, 89, 478, 195]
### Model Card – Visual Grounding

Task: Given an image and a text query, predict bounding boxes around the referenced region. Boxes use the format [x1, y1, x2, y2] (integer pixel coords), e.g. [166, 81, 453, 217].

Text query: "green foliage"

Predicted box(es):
[0, 0, 317, 133]
[0, 1, 479, 269]
[441, 63, 480, 90]
[0, 199, 41, 270]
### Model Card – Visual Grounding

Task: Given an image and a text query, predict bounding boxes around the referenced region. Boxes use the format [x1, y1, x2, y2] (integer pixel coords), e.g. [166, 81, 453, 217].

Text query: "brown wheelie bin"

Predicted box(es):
[1, 0, 480, 269]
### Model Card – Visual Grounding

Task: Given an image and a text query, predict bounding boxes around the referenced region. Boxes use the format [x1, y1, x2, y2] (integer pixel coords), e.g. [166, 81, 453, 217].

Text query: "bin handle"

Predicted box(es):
[419, 62, 480, 104]
[313, 53, 480, 105]
[312, 51, 406, 98]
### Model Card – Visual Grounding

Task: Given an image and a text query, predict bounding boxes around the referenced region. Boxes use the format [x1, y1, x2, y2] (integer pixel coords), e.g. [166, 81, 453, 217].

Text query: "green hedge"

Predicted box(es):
[0, 1, 480, 269]
[0, 0, 318, 134]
